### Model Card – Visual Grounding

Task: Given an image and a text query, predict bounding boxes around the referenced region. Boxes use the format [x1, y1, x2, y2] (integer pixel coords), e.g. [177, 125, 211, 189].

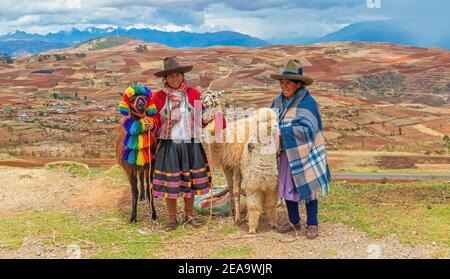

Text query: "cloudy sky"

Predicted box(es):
[0, 0, 448, 42]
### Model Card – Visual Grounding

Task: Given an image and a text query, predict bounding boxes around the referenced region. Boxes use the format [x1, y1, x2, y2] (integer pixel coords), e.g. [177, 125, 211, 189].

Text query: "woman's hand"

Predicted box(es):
[144, 119, 154, 131]
[202, 112, 214, 125]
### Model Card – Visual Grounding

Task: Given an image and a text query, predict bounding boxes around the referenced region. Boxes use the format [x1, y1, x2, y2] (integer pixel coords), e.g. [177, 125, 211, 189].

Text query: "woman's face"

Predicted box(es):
[280, 79, 302, 99]
[166, 72, 184, 89]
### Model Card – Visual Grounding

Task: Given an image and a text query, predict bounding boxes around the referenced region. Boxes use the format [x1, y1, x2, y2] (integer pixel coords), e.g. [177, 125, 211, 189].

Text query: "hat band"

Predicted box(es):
[282, 68, 303, 76]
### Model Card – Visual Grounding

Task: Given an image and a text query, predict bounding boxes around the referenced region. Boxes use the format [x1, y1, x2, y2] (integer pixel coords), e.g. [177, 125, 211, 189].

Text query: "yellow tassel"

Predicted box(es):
[136, 151, 145, 166]
[125, 87, 135, 97]
[138, 135, 144, 149]
[210, 123, 216, 136]
[140, 118, 146, 131]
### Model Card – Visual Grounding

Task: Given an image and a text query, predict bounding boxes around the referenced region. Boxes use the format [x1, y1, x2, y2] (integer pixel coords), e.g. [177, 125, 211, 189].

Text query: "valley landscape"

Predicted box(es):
[0, 37, 449, 259]
[0, 37, 449, 173]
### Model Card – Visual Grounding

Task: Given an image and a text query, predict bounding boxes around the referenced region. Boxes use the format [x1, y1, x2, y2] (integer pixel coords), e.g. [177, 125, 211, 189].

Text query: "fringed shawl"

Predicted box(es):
[271, 87, 331, 202]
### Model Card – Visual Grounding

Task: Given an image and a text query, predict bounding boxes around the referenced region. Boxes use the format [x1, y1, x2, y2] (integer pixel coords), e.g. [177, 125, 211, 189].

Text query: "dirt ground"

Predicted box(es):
[0, 166, 448, 259]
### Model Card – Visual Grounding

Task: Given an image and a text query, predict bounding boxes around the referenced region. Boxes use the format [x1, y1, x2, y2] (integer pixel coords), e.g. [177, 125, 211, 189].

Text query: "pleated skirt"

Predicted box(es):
[152, 139, 211, 199]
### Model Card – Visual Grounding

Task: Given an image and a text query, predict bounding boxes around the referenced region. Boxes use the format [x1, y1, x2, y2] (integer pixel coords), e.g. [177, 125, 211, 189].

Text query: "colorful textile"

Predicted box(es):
[118, 85, 158, 166]
[118, 85, 157, 117]
[194, 187, 231, 216]
[152, 139, 211, 199]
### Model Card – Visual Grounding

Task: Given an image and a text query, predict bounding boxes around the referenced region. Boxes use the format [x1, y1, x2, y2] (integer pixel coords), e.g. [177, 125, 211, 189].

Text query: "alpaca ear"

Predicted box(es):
[247, 143, 255, 153]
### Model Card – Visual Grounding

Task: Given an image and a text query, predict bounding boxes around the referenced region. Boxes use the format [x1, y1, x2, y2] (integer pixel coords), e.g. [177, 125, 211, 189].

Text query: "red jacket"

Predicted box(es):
[151, 87, 226, 139]
[152, 87, 203, 139]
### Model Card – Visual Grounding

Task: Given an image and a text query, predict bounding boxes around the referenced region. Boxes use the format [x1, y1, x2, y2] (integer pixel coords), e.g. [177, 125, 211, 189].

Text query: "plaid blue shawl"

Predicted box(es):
[271, 87, 331, 202]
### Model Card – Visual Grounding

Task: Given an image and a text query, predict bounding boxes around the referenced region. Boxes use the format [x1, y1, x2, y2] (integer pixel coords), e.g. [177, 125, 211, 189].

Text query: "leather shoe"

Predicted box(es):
[276, 222, 301, 233]
[306, 225, 319, 239]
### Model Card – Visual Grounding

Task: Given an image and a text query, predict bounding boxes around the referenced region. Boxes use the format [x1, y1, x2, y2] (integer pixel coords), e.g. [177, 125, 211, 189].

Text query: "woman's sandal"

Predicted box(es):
[184, 217, 203, 228]
[165, 220, 178, 231]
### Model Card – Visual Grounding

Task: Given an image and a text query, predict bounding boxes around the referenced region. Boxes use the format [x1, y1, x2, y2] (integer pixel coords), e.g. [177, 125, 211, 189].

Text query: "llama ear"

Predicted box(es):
[247, 143, 255, 153]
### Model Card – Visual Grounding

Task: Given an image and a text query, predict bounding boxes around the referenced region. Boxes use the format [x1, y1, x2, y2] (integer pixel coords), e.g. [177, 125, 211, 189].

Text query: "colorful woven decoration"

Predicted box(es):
[118, 85, 157, 166]
[118, 85, 157, 116]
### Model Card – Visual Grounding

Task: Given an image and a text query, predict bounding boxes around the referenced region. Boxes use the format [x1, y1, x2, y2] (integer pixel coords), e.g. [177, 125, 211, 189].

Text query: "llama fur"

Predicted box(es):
[204, 107, 279, 228]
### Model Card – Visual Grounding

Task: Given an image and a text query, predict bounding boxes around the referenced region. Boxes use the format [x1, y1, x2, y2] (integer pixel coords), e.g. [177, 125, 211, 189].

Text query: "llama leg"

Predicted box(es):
[233, 170, 242, 225]
[145, 164, 157, 220]
[139, 171, 145, 201]
[129, 173, 139, 223]
[223, 167, 234, 216]
[247, 191, 263, 234]
[264, 189, 278, 229]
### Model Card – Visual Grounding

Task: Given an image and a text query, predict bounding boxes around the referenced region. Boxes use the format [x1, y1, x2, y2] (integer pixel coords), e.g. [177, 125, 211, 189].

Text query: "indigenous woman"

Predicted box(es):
[270, 59, 331, 239]
[151, 56, 213, 231]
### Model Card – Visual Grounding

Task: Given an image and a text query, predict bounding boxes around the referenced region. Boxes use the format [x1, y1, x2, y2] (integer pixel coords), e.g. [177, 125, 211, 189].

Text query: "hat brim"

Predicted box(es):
[153, 65, 193, 78]
[270, 74, 314, 86]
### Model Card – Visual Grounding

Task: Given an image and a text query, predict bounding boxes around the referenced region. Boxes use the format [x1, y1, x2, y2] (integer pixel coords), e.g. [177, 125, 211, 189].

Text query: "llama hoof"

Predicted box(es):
[129, 216, 137, 223]
[151, 214, 157, 221]
[234, 219, 242, 226]
[270, 224, 278, 229]
[139, 196, 146, 202]
[248, 228, 256, 234]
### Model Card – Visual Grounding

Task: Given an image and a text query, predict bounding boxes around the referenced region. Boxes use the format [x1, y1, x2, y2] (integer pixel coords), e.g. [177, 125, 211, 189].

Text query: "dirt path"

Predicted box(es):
[156, 221, 436, 259]
[0, 166, 447, 259]
[0, 166, 127, 214]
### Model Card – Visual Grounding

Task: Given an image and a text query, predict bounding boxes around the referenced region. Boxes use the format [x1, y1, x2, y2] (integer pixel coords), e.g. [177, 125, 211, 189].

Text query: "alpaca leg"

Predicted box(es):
[233, 170, 242, 226]
[139, 171, 145, 201]
[247, 192, 263, 234]
[264, 189, 278, 229]
[223, 167, 234, 216]
[129, 173, 139, 223]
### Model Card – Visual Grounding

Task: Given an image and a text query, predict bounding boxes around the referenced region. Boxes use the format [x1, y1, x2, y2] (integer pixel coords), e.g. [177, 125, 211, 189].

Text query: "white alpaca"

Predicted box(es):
[240, 132, 279, 233]
[203, 107, 279, 229]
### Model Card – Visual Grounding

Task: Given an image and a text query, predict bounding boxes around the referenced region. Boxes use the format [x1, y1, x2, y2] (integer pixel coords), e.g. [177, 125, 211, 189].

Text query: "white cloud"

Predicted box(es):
[0, 0, 448, 44]
[198, 3, 385, 39]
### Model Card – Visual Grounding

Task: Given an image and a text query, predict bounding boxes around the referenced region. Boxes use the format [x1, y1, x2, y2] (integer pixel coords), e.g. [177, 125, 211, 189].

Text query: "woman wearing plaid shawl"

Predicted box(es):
[270, 59, 331, 239]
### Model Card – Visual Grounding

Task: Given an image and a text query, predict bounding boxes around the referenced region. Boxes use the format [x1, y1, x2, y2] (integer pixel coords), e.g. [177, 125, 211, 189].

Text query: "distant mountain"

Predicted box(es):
[0, 39, 70, 57]
[0, 27, 270, 56]
[317, 21, 415, 45]
[275, 20, 450, 50]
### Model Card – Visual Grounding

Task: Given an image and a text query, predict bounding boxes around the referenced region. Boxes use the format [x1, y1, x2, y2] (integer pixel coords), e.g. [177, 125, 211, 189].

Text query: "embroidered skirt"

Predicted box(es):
[152, 139, 211, 199]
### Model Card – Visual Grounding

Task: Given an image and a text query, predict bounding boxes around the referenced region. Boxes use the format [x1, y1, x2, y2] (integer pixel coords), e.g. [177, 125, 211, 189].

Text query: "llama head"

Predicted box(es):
[118, 85, 156, 119]
[202, 90, 223, 111]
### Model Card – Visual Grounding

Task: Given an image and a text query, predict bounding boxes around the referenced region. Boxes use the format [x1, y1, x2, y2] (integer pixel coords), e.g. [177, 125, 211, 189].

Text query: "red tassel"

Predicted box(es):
[143, 147, 149, 163]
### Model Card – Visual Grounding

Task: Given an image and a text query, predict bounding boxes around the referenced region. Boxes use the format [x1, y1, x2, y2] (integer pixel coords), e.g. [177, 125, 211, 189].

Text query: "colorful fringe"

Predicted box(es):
[118, 85, 158, 166]
[118, 85, 157, 117]
[121, 118, 153, 166]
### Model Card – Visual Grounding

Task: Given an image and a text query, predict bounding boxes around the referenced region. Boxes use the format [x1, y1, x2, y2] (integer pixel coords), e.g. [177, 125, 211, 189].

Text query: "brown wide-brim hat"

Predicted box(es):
[153, 56, 193, 78]
[270, 59, 314, 86]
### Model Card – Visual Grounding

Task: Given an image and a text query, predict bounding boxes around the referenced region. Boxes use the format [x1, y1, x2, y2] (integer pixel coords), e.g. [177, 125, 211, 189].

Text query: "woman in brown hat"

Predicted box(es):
[270, 59, 331, 239]
[150, 56, 214, 231]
